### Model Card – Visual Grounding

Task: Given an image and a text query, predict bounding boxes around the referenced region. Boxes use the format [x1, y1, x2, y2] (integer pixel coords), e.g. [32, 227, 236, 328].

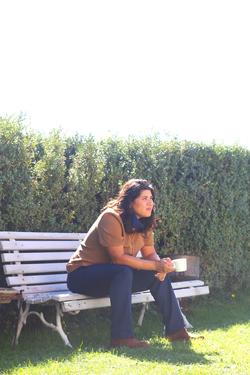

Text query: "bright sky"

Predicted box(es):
[0, 1, 250, 149]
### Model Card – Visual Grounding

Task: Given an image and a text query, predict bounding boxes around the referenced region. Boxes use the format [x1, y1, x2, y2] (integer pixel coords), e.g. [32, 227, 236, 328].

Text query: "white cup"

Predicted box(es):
[172, 258, 187, 272]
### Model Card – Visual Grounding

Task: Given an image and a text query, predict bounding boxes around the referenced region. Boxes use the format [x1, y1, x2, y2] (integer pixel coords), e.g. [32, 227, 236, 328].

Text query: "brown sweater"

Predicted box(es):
[66, 208, 154, 272]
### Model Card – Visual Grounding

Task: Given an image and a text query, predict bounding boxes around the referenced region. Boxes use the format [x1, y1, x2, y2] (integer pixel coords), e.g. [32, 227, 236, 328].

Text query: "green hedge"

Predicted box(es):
[0, 117, 249, 291]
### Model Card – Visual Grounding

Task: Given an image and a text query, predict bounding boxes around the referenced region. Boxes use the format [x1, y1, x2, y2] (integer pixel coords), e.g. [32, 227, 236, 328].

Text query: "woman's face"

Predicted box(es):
[131, 189, 154, 218]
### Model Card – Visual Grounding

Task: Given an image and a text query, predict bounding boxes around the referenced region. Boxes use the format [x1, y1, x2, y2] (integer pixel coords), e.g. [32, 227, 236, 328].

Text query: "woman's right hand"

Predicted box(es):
[162, 257, 175, 273]
[155, 257, 175, 273]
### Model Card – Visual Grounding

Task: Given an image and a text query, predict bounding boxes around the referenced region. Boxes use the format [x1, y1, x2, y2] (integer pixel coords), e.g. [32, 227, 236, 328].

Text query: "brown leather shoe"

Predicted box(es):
[166, 328, 204, 342]
[110, 337, 150, 348]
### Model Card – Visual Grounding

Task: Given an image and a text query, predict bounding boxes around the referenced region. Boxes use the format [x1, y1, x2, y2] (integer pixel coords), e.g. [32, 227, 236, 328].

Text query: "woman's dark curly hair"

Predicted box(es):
[103, 179, 155, 233]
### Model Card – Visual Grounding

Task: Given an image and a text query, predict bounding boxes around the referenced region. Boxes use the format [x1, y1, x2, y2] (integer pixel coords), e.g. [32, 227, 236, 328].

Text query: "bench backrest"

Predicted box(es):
[0, 232, 86, 295]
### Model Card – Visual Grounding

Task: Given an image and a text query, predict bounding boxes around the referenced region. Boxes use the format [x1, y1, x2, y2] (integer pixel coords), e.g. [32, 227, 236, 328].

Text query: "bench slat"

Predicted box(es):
[3, 263, 66, 275]
[6, 274, 67, 286]
[14, 283, 68, 294]
[54, 284, 209, 302]
[2, 252, 73, 263]
[16, 281, 209, 301]
[171, 280, 204, 289]
[20, 284, 210, 306]
[174, 286, 210, 298]
[0, 241, 80, 251]
[60, 287, 210, 312]
[18, 284, 210, 306]
[20, 290, 154, 305]
[5, 272, 205, 290]
[0, 232, 86, 240]
[62, 292, 155, 312]
[11, 281, 207, 295]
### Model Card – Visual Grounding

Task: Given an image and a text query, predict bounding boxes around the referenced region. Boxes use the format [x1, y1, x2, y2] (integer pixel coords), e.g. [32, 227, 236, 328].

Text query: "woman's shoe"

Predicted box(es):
[110, 337, 150, 348]
[166, 328, 204, 342]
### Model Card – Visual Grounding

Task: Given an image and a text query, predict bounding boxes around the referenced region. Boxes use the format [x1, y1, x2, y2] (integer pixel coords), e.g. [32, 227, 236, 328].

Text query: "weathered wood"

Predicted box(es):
[0, 240, 81, 251]
[0, 288, 21, 304]
[6, 274, 67, 286]
[0, 232, 86, 240]
[3, 263, 66, 275]
[2, 252, 73, 262]
[14, 283, 68, 294]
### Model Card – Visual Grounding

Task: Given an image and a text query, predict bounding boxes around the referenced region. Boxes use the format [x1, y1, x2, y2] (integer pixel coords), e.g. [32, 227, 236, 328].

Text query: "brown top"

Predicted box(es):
[66, 208, 154, 272]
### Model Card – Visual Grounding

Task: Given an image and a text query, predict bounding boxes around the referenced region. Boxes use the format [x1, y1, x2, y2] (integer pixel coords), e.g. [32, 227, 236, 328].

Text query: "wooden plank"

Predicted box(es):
[23, 287, 209, 312]
[41, 283, 209, 303]
[43, 290, 88, 302]
[2, 252, 73, 263]
[20, 291, 70, 304]
[172, 280, 204, 289]
[0, 241, 80, 251]
[3, 263, 67, 275]
[0, 287, 21, 304]
[61, 292, 155, 312]
[21, 285, 209, 307]
[0, 232, 86, 240]
[62, 297, 112, 311]
[174, 286, 210, 298]
[61, 287, 209, 312]
[6, 274, 67, 286]
[14, 283, 67, 294]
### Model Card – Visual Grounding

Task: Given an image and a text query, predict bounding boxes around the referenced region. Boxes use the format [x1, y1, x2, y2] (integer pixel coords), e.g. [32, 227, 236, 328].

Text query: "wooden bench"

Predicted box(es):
[0, 231, 210, 347]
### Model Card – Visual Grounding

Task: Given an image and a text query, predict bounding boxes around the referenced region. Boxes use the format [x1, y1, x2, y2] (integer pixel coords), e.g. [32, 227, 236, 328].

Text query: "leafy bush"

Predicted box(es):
[30, 130, 70, 231]
[0, 117, 35, 230]
[0, 118, 249, 291]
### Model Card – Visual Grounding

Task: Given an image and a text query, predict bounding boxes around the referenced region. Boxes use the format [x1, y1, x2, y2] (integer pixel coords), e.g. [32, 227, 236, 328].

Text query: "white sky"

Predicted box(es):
[0, 1, 250, 149]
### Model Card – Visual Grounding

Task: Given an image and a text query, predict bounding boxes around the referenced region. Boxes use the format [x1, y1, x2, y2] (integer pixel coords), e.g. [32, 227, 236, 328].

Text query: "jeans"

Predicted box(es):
[67, 264, 185, 340]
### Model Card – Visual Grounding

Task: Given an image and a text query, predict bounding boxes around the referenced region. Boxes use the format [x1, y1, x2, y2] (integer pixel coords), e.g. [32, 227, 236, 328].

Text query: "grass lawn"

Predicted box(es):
[0, 290, 249, 375]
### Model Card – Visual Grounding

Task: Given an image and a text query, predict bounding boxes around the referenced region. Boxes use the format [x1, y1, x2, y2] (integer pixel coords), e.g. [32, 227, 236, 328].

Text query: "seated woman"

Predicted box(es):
[67, 178, 200, 348]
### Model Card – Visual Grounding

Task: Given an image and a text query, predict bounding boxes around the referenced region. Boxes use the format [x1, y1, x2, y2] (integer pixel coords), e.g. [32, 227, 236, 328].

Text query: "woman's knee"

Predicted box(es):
[111, 264, 133, 284]
[67, 271, 80, 293]
[115, 264, 133, 276]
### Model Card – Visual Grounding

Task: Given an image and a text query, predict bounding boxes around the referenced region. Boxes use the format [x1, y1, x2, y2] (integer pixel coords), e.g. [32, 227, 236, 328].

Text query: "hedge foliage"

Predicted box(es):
[0, 117, 250, 291]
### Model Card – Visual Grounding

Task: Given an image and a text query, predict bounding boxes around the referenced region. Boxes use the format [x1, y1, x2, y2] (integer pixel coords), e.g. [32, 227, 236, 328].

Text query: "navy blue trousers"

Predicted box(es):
[67, 264, 185, 340]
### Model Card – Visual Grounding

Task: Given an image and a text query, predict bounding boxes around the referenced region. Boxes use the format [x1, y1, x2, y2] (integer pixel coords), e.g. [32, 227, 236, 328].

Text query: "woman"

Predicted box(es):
[67, 179, 198, 348]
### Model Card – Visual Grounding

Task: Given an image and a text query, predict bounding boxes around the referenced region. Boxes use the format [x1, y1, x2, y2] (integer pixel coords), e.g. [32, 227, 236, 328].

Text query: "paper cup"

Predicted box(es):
[172, 258, 187, 272]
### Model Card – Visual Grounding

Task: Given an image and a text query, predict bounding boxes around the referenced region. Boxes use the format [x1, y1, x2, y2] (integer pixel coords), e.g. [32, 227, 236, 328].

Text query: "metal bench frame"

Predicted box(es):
[0, 231, 210, 347]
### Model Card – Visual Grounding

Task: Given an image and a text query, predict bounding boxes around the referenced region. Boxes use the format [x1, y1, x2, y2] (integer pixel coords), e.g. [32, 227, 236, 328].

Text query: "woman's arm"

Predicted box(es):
[107, 245, 174, 273]
[140, 245, 161, 261]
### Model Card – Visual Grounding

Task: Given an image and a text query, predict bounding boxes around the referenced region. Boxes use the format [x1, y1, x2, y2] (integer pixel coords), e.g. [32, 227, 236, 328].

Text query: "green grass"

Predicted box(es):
[0, 291, 249, 375]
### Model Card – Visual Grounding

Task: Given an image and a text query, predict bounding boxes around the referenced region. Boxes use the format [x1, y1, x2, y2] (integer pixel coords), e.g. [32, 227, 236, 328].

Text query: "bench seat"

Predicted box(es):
[0, 231, 209, 347]
[20, 280, 209, 304]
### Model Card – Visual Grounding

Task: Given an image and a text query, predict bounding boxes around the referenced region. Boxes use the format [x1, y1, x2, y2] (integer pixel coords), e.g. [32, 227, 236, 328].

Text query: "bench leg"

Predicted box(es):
[13, 302, 72, 348]
[137, 302, 149, 326]
[55, 304, 73, 348]
[29, 303, 72, 348]
[13, 301, 31, 346]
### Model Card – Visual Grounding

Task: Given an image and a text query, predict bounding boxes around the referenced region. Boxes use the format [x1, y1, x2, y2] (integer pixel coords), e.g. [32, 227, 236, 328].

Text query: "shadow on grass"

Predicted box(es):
[0, 334, 216, 374]
[0, 290, 248, 373]
[185, 291, 250, 332]
[105, 340, 216, 365]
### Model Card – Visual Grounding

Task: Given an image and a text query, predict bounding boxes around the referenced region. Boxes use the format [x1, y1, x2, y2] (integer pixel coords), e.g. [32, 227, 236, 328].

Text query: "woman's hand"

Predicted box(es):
[155, 258, 175, 281]
[162, 257, 175, 273]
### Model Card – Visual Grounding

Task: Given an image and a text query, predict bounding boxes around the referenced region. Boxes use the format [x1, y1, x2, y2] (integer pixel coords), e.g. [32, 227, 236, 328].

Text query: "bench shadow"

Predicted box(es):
[0, 335, 217, 373]
[183, 294, 250, 332]
[105, 340, 216, 365]
[1, 292, 248, 373]
[191, 316, 250, 332]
